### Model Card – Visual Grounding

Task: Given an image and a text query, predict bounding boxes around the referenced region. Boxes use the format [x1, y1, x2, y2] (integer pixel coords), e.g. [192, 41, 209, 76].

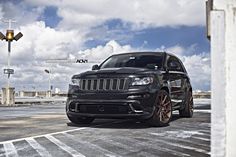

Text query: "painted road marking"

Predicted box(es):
[112, 134, 191, 157]
[3, 142, 18, 157]
[150, 132, 210, 148]
[0, 119, 127, 145]
[194, 110, 211, 113]
[45, 135, 85, 157]
[26, 138, 52, 157]
[0, 119, 210, 157]
[0, 127, 86, 145]
[192, 136, 210, 142]
[63, 132, 121, 157]
[149, 134, 209, 154]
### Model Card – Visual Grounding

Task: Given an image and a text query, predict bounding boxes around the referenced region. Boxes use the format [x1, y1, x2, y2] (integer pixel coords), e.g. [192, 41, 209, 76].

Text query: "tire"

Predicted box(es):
[148, 90, 172, 127]
[179, 91, 194, 118]
[67, 115, 95, 124]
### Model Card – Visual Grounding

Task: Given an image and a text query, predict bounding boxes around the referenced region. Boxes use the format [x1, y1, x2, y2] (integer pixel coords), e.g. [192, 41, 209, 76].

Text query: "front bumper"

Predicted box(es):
[66, 90, 158, 119]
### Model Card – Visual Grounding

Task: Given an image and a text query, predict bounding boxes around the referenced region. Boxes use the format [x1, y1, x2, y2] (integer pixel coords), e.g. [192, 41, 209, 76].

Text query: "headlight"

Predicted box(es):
[71, 78, 80, 86]
[131, 77, 154, 86]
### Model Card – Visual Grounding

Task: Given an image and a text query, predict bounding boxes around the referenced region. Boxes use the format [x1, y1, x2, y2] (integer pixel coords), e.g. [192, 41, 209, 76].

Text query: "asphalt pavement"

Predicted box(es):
[0, 99, 211, 157]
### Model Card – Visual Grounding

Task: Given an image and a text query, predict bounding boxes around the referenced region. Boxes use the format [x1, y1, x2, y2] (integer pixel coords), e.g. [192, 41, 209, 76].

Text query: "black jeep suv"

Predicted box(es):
[66, 52, 193, 126]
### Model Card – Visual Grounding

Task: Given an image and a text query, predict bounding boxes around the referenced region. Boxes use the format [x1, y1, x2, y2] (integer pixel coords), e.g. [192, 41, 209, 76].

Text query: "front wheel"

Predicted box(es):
[67, 115, 95, 124]
[148, 90, 172, 127]
[179, 91, 193, 118]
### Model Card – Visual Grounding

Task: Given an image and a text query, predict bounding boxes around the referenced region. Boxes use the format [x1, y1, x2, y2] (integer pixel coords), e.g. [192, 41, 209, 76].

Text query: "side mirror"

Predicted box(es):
[92, 65, 99, 70]
[146, 64, 158, 70]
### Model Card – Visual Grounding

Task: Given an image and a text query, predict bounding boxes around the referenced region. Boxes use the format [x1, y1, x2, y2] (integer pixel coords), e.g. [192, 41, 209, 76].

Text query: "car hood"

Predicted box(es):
[73, 67, 158, 78]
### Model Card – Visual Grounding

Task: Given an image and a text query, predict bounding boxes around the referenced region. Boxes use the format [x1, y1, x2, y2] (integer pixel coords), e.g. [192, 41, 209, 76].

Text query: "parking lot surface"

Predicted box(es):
[0, 100, 210, 157]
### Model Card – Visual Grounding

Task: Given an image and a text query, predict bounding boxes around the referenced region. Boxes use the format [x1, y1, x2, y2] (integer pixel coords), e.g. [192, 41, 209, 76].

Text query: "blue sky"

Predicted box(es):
[0, 0, 210, 91]
[86, 24, 210, 54]
[38, 6, 62, 28]
[39, 5, 210, 55]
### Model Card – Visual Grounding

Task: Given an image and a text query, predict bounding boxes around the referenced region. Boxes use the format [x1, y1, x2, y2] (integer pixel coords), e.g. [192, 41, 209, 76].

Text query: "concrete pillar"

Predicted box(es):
[46, 90, 52, 98]
[19, 91, 24, 97]
[211, 0, 236, 156]
[35, 91, 39, 97]
[1, 87, 15, 106]
[211, 10, 226, 157]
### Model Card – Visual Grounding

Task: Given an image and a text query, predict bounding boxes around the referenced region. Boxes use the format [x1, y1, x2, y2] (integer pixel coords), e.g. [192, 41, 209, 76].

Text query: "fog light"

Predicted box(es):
[127, 94, 150, 99]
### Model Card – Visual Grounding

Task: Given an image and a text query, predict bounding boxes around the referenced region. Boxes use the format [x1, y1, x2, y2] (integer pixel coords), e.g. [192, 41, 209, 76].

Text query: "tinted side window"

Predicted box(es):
[167, 57, 184, 72]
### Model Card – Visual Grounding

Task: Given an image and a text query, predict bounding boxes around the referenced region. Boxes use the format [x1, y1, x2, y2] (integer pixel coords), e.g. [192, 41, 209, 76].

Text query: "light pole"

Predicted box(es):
[44, 69, 52, 97]
[0, 19, 23, 106]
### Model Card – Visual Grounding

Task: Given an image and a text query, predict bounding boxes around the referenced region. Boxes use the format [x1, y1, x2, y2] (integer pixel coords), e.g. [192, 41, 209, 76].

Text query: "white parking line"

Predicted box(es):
[26, 138, 52, 157]
[45, 135, 85, 157]
[194, 110, 211, 113]
[3, 142, 18, 157]
[0, 119, 128, 145]
[191, 136, 210, 142]
[150, 136, 209, 154]
[167, 142, 209, 154]
[150, 132, 209, 147]
[198, 130, 211, 133]
[111, 134, 191, 157]
[63, 132, 121, 157]
[0, 127, 86, 145]
[0, 120, 129, 157]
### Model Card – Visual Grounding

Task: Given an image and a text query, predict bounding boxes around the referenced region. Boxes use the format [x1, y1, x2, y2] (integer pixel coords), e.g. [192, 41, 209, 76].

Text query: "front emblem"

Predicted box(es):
[98, 105, 105, 112]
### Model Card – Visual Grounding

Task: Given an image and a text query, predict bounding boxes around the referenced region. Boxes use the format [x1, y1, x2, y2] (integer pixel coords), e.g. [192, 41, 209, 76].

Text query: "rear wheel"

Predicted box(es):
[67, 116, 95, 124]
[179, 91, 193, 118]
[148, 90, 172, 127]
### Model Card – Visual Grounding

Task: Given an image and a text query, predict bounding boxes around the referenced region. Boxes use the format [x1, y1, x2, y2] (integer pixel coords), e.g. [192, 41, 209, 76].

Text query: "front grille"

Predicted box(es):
[80, 78, 127, 91]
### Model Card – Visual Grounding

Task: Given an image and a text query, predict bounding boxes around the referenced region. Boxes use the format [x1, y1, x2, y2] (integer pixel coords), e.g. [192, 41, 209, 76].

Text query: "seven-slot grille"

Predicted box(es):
[80, 78, 127, 91]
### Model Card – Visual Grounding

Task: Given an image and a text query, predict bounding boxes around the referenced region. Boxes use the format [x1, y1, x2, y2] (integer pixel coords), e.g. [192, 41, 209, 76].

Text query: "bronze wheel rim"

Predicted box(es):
[157, 92, 172, 123]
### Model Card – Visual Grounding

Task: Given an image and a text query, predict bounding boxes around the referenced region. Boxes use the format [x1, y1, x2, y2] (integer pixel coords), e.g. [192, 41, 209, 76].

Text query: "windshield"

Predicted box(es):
[100, 53, 164, 69]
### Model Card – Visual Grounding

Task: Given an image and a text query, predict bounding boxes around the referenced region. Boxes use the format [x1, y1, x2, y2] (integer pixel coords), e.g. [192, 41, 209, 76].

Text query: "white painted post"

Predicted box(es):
[211, 10, 226, 157]
[224, 1, 236, 156]
[210, 0, 236, 156]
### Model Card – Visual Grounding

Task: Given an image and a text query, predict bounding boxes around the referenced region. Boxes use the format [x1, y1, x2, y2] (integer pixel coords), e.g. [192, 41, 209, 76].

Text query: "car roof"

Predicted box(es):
[110, 51, 180, 58]
[111, 51, 166, 57]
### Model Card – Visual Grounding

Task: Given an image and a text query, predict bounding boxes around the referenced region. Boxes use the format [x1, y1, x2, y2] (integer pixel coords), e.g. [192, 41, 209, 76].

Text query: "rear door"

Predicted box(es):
[166, 56, 188, 107]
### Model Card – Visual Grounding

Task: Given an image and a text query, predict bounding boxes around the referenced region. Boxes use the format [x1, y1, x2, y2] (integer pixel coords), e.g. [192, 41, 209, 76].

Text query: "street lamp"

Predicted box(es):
[44, 69, 52, 97]
[0, 20, 23, 87]
[0, 19, 23, 106]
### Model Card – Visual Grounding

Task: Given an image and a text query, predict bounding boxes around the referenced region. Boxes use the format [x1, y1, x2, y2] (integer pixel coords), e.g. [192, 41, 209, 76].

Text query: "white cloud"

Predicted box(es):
[0, 6, 4, 19]
[25, 0, 205, 30]
[0, 21, 85, 62]
[33, 26, 83, 59]
[0, 1, 44, 29]
[155, 45, 185, 57]
[76, 40, 133, 62]
[0, 21, 85, 91]
[182, 53, 211, 91]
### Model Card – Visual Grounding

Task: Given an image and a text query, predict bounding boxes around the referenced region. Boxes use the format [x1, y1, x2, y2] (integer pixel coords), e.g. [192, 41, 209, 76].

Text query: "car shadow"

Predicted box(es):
[170, 113, 181, 122]
[67, 113, 181, 129]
